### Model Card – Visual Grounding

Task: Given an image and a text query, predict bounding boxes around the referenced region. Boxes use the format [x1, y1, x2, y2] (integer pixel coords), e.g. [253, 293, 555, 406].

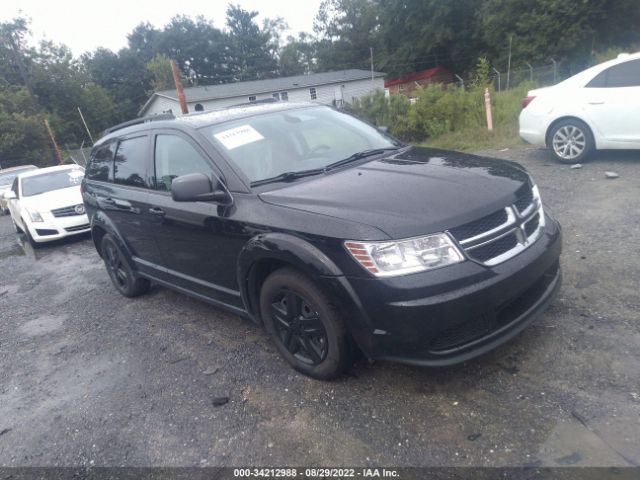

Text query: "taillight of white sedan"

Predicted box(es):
[519, 52, 640, 163]
[5, 165, 89, 246]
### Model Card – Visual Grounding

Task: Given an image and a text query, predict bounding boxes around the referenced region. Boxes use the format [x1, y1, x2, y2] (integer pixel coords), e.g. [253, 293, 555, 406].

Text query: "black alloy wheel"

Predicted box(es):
[260, 267, 351, 380]
[270, 289, 329, 365]
[100, 234, 150, 297]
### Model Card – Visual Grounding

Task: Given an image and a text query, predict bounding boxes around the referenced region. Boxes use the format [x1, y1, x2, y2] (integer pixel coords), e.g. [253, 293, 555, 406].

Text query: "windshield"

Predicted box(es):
[21, 168, 84, 197]
[201, 106, 402, 184]
[0, 167, 36, 187]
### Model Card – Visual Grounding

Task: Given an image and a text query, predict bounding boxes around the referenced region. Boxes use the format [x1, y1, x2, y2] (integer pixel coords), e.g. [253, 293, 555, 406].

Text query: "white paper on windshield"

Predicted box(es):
[214, 125, 264, 150]
[67, 169, 84, 184]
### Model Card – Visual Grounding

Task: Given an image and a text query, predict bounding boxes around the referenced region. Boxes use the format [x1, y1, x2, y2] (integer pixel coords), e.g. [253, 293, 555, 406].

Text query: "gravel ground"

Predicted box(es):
[0, 147, 639, 467]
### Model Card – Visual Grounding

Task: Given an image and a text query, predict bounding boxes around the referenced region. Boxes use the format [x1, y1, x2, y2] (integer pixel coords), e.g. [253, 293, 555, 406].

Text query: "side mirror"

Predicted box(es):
[171, 173, 231, 204]
[4, 190, 16, 200]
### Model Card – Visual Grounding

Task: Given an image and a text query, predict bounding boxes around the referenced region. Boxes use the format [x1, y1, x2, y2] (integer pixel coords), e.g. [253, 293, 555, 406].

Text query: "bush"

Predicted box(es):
[351, 80, 533, 144]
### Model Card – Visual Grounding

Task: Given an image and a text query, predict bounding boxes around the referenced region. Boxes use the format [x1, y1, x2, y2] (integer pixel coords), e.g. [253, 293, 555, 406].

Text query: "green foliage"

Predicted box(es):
[145, 54, 176, 94]
[351, 75, 533, 145]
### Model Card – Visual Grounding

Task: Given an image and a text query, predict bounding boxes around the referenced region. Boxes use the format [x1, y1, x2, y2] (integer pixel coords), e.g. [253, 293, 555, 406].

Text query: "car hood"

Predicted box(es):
[20, 186, 83, 212]
[259, 147, 531, 239]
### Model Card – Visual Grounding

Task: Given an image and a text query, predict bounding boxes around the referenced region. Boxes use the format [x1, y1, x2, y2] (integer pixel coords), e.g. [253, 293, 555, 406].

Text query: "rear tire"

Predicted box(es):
[260, 267, 351, 380]
[101, 234, 150, 297]
[548, 119, 594, 164]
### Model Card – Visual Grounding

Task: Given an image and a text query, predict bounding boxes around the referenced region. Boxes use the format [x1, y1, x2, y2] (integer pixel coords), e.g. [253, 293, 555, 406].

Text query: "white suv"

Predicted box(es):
[519, 52, 640, 163]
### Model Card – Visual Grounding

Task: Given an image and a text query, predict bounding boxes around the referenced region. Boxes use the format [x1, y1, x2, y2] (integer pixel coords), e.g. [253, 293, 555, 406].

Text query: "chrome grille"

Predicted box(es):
[448, 185, 544, 266]
[51, 204, 85, 217]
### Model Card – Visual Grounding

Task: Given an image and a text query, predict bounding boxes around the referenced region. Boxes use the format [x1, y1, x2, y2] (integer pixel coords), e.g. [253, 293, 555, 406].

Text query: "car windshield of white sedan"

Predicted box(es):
[21, 168, 84, 197]
[202, 107, 402, 183]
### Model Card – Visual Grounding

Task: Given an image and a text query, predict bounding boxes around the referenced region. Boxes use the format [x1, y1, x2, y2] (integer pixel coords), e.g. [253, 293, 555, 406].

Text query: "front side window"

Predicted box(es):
[21, 168, 84, 197]
[309, 87, 317, 100]
[153, 134, 213, 192]
[248, 96, 257, 102]
[202, 106, 402, 184]
[586, 59, 640, 88]
[114, 136, 150, 188]
[87, 142, 115, 182]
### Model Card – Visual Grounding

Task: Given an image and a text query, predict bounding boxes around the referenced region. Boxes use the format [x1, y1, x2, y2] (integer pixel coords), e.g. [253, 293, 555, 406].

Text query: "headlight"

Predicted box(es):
[27, 209, 44, 222]
[345, 233, 464, 277]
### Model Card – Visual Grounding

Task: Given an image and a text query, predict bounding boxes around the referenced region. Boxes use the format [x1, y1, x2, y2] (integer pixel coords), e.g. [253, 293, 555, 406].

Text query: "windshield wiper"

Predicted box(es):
[250, 168, 325, 187]
[323, 147, 402, 172]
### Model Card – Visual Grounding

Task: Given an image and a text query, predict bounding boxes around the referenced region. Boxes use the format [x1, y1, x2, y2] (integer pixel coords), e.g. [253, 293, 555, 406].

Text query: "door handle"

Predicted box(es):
[101, 197, 115, 205]
[149, 207, 166, 216]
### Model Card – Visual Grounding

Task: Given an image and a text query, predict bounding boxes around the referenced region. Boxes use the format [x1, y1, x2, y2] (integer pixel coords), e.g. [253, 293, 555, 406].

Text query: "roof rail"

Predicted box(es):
[103, 113, 175, 135]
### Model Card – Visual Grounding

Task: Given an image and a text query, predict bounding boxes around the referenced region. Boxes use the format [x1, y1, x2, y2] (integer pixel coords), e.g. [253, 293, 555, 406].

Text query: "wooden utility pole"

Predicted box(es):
[506, 35, 513, 90]
[44, 119, 64, 164]
[170, 59, 189, 115]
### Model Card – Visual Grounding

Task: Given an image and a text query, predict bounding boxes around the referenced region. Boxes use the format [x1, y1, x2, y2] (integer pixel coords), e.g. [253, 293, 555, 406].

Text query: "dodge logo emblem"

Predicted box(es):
[74, 204, 85, 215]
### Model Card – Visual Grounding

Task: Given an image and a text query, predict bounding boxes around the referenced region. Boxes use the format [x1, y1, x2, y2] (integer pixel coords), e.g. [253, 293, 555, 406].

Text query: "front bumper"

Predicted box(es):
[26, 213, 90, 243]
[341, 213, 562, 366]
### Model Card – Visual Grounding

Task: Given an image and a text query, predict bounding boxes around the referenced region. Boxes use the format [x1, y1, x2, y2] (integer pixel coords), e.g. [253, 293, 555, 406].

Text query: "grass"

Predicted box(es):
[421, 120, 526, 151]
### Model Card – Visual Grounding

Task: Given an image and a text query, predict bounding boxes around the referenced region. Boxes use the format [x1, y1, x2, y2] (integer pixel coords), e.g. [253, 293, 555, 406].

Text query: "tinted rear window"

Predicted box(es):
[586, 59, 640, 88]
[114, 136, 150, 188]
[87, 143, 115, 181]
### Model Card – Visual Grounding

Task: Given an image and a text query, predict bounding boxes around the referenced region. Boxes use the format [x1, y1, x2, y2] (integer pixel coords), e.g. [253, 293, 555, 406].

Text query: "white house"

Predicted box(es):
[139, 69, 385, 116]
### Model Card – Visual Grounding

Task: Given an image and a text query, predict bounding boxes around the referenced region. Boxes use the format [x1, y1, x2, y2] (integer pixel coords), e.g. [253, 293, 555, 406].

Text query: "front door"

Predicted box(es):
[146, 130, 246, 309]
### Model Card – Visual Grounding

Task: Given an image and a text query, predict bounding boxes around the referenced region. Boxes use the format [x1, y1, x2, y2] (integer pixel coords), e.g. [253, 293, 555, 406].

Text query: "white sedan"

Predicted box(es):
[519, 52, 640, 163]
[5, 165, 90, 245]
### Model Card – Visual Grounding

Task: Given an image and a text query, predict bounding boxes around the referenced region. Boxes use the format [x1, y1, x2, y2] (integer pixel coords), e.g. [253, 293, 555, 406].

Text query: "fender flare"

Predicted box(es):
[90, 211, 136, 267]
[236, 232, 373, 350]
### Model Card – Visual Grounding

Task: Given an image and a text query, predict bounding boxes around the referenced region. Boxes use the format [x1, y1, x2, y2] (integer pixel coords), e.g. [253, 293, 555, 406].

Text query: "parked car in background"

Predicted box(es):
[519, 52, 640, 163]
[84, 102, 562, 380]
[0, 165, 38, 213]
[6, 165, 88, 246]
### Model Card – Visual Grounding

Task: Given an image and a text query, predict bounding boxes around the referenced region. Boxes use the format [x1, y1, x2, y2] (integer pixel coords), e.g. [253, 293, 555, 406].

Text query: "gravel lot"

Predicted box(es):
[0, 147, 639, 468]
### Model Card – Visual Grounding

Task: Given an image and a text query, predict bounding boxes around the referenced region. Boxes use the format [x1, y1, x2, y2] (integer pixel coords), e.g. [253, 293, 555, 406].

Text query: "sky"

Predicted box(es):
[2, 0, 325, 56]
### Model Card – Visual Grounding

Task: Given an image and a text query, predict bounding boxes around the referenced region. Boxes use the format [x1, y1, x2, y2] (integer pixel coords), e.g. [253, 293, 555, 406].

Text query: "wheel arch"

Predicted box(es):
[90, 211, 134, 264]
[237, 233, 344, 322]
[545, 116, 597, 149]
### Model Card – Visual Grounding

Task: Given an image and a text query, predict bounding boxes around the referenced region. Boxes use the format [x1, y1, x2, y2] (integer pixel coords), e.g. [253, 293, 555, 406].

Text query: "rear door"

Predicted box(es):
[583, 59, 640, 145]
[146, 129, 245, 309]
[106, 133, 164, 271]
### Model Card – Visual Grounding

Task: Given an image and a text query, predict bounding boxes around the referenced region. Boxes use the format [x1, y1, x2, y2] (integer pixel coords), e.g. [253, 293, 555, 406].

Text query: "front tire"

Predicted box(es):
[260, 268, 351, 380]
[101, 234, 150, 297]
[549, 119, 594, 164]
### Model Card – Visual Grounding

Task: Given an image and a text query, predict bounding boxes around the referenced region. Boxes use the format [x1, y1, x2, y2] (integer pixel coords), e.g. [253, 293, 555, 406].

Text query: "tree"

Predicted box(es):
[225, 4, 279, 80]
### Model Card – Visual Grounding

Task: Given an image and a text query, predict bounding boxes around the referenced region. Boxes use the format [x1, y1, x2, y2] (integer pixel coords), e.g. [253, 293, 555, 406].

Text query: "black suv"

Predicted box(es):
[83, 102, 562, 379]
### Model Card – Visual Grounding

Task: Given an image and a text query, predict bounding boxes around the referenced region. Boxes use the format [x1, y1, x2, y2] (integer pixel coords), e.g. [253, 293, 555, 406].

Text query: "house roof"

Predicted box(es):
[140, 69, 385, 115]
[384, 66, 450, 87]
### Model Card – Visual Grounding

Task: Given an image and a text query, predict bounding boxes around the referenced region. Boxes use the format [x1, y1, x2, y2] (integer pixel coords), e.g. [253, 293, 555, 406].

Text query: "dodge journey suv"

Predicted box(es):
[83, 102, 562, 379]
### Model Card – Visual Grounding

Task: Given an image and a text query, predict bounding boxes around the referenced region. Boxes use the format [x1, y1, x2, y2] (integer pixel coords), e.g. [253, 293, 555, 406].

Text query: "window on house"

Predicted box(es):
[248, 96, 257, 102]
[194, 103, 204, 111]
[281, 92, 288, 101]
[309, 87, 317, 100]
[398, 84, 405, 91]
[272, 93, 280, 100]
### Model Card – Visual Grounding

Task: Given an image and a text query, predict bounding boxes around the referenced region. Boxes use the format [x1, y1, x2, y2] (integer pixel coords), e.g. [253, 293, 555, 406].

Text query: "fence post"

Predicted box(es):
[484, 88, 493, 132]
[492, 68, 501, 92]
[550, 58, 558, 84]
[526, 62, 534, 82]
[454, 74, 465, 88]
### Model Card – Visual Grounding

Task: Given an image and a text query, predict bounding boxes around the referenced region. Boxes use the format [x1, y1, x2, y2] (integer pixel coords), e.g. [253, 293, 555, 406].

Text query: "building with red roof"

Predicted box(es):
[384, 66, 452, 97]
